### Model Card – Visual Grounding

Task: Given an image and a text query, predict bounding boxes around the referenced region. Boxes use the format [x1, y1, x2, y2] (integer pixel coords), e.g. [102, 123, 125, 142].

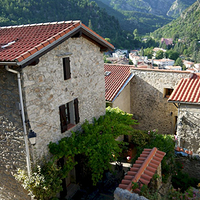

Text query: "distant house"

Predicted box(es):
[0, 20, 114, 199]
[168, 73, 200, 154]
[183, 60, 194, 68]
[153, 58, 175, 68]
[113, 49, 128, 59]
[129, 53, 148, 65]
[165, 65, 182, 71]
[161, 38, 173, 46]
[104, 64, 134, 113]
[194, 63, 200, 72]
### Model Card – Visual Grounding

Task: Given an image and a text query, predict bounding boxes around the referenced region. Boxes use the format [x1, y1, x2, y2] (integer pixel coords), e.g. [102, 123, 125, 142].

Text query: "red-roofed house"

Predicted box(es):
[104, 64, 134, 113]
[168, 73, 200, 154]
[0, 20, 114, 199]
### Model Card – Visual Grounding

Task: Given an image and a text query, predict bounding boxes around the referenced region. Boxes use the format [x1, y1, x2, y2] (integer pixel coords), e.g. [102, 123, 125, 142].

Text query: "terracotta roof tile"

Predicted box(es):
[118, 147, 165, 193]
[0, 20, 114, 64]
[168, 74, 200, 104]
[104, 64, 134, 102]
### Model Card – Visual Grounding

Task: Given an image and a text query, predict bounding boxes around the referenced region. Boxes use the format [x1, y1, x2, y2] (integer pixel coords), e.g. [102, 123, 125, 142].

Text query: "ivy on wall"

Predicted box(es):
[48, 107, 138, 185]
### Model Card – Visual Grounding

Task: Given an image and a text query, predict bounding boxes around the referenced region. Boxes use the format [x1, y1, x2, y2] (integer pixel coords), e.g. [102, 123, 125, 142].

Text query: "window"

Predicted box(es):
[63, 57, 71, 80]
[59, 98, 80, 133]
[163, 88, 173, 98]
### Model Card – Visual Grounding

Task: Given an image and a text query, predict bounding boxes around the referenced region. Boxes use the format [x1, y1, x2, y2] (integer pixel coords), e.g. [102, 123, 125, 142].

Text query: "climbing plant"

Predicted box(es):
[48, 107, 138, 185]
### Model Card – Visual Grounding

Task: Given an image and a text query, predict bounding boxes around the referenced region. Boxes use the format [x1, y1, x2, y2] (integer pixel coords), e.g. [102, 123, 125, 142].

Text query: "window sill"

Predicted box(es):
[67, 123, 75, 130]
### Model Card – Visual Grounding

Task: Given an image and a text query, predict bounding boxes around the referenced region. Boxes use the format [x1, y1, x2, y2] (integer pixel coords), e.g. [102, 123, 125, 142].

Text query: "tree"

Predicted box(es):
[155, 50, 164, 59]
[174, 57, 183, 67]
[129, 59, 133, 65]
[133, 29, 138, 38]
[140, 47, 144, 56]
[166, 49, 179, 60]
[88, 19, 93, 30]
[144, 47, 153, 59]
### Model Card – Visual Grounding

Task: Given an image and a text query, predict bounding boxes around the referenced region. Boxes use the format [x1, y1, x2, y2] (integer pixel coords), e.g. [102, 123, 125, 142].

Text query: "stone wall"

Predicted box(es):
[22, 36, 105, 158]
[177, 104, 200, 153]
[130, 69, 190, 135]
[176, 156, 200, 180]
[114, 187, 148, 200]
[113, 82, 131, 113]
[0, 68, 30, 199]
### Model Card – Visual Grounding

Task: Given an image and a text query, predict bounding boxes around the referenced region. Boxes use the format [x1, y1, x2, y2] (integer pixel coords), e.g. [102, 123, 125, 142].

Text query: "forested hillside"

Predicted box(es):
[151, 0, 200, 62]
[0, 0, 141, 49]
[93, 0, 173, 34]
[95, 0, 196, 34]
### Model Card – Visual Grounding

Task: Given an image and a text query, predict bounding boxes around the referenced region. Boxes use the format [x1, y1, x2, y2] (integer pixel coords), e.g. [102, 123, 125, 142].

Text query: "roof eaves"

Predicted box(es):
[112, 73, 134, 102]
[80, 23, 114, 51]
[168, 100, 200, 105]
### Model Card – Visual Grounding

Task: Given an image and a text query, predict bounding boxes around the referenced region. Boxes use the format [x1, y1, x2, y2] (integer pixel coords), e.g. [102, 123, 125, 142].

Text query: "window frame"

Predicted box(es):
[63, 57, 71, 80]
[163, 88, 174, 98]
[59, 98, 80, 133]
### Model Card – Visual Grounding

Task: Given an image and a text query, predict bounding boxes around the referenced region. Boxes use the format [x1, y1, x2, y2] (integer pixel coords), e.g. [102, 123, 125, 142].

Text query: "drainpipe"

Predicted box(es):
[5, 66, 31, 177]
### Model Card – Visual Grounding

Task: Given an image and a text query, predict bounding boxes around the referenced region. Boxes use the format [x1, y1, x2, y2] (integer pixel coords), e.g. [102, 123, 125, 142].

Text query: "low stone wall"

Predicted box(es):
[176, 156, 200, 180]
[114, 187, 148, 200]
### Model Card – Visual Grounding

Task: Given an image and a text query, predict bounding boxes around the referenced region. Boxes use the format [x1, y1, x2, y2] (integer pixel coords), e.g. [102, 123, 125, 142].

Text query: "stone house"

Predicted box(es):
[104, 64, 190, 135]
[168, 73, 200, 154]
[104, 64, 134, 113]
[0, 20, 114, 199]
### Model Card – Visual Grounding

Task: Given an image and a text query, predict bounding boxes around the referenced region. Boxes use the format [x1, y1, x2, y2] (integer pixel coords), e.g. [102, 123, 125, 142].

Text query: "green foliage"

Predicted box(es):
[132, 182, 139, 190]
[144, 47, 153, 59]
[14, 160, 63, 200]
[166, 49, 179, 60]
[130, 129, 150, 147]
[129, 59, 133, 65]
[172, 161, 199, 193]
[133, 130, 175, 183]
[168, 187, 197, 199]
[175, 57, 183, 67]
[151, 1, 200, 62]
[49, 107, 138, 186]
[155, 50, 164, 59]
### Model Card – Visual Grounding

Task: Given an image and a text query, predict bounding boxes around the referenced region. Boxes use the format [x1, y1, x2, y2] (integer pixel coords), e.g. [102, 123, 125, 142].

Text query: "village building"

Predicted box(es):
[104, 64, 134, 113]
[168, 73, 200, 154]
[153, 58, 175, 68]
[0, 20, 114, 200]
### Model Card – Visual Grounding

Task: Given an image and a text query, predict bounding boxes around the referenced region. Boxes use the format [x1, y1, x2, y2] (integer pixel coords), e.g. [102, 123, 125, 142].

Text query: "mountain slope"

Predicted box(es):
[0, 0, 137, 49]
[93, 0, 173, 34]
[167, 0, 197, 18]
[151, 0, 200, 61]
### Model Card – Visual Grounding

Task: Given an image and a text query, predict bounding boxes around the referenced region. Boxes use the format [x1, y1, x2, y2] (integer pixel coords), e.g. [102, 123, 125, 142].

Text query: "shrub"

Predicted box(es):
[14, 159, 62, 200]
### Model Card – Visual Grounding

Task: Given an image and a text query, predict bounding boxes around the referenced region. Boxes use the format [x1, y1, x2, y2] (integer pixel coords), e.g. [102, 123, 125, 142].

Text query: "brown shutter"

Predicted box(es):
[63, 57, 71, 80]
[74, 98, 80, 124]
[59, 104, 68, 133]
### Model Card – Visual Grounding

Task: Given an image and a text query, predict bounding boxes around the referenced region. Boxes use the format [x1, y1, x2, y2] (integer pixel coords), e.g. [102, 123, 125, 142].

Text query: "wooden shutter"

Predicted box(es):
[63, 57, 71, 80]
[59, 104, 68, 133]
[74, 98, 80, 124]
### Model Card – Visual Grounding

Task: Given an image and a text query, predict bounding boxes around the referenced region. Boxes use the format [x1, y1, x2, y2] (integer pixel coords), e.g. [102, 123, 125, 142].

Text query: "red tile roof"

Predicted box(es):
[104, 64, 134, 102]
[119, 147, 165, 193]
[0, 20, 114, 65]
[168, 74, 200, 104]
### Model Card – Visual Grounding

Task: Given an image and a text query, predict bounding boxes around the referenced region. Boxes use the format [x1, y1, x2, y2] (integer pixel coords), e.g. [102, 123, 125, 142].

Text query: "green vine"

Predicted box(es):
[49, 107, 138, 185]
